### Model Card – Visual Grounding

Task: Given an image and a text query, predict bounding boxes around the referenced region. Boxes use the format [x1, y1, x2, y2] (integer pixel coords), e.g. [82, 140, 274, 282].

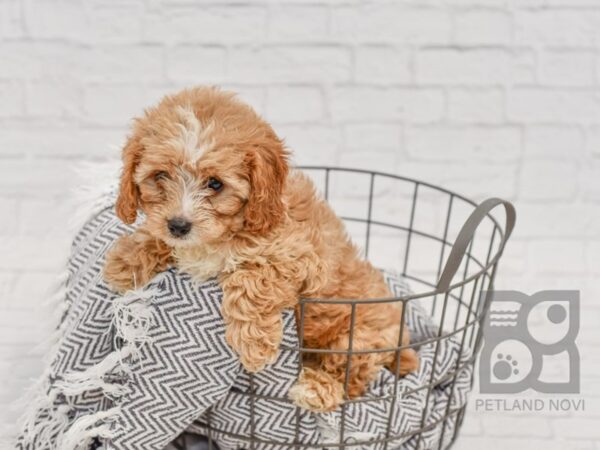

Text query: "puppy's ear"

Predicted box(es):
[244, 136, 289, 235]
[116, 129, 144, 224]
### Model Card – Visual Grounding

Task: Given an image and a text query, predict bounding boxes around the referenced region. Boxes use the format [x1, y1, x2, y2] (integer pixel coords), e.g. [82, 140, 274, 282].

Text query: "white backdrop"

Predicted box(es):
[1, 0, 599, 448]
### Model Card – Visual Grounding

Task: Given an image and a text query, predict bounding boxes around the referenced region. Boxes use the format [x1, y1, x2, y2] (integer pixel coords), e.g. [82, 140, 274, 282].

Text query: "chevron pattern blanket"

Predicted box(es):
[16, 204, 473, 450]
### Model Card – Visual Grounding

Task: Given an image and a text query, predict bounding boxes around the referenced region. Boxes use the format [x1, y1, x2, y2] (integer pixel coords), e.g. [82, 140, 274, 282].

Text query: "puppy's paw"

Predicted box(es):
[238, 342, 279, 373]
[103, 234, 171, 294]
[225, 319, 281, 373]
[389, 348, 419, 377]
[288, 367, 345, 412]
[104, 238, 139, 293]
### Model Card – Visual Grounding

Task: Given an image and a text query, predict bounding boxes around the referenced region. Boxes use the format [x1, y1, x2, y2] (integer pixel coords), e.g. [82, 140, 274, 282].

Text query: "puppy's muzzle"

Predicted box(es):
[168, 217, 192, 238]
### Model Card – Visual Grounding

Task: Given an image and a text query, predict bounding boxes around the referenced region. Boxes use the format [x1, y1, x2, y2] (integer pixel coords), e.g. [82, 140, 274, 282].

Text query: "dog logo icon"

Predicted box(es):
[479, 290, 580, 394]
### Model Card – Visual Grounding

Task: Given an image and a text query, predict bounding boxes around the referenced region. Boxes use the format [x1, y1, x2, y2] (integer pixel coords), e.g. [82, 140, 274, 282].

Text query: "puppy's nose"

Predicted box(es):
[167, 218, 192, 238]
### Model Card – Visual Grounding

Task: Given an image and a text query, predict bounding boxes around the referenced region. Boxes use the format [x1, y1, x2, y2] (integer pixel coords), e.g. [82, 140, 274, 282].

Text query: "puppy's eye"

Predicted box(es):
[154, 171, 170, 182]
[207, 177, 223, 192]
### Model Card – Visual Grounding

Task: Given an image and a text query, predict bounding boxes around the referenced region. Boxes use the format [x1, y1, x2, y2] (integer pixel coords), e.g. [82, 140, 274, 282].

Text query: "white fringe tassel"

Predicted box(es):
[18, 286, 156, 449]
[15, 168, 158, 449]
[54, 348, 133, 398]
[58, 407, 121, 450]
[111, 287, 158, 363]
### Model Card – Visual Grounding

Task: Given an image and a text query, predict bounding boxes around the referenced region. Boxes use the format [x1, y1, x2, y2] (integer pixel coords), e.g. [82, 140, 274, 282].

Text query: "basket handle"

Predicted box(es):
[435, 198, 516, 293]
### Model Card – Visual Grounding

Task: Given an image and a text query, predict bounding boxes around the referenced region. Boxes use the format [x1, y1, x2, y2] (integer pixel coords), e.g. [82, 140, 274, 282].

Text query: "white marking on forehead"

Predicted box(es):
[170, 105, 216, 163]
[172, 105, 200, 157]
[180, 176, 197, 217]
[195, 121, 216, 162]
[177, 170, 210, 218]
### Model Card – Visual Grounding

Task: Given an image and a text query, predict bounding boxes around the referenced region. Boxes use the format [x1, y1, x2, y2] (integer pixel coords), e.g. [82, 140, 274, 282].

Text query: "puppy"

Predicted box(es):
[103, 87, 418, 412]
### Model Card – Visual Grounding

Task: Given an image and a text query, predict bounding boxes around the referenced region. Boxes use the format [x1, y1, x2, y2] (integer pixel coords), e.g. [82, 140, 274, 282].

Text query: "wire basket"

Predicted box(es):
[170, 167, 515, 450]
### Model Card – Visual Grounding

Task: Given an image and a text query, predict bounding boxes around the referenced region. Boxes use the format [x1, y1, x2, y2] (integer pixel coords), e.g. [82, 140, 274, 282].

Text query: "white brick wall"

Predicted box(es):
[1, 1, 598, 448]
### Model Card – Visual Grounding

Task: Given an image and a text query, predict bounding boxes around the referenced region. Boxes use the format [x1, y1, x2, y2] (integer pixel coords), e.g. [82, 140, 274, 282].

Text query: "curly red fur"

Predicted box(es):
[103, 86, 418, 412]
[243, 133, 289, 235]
[115, 126, 144, 225]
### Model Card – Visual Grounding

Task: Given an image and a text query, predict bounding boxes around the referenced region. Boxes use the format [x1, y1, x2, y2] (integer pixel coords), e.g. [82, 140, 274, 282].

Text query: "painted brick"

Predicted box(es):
[519, 160, 578, 201]
[228, 46, 352, 83]
[339, 149, 398, 172]
[515, 203, 600, 238]
[528, 240, 586, 274]
[509, 89, 600, 124]
[0, 198, 18, 235]
[524, 126, 584, 159]
[0, 236, 71, 271]
[89, 2, 144, 43]
[275, 125, 342, 166]
[405, 126, 521, 162]
[459, 415, 482, 436]
[0, 128, 125, 158]
[547, 0, 600, 4]
[456, 437, 588, 450]
[83, 84, 146, 126]
[394, 161, 517, 199]
[581, 160, 600, 201]
[10, 272, 64, 308]
[330, 87, 444, 123]
[343, 124, 402, 153]
[447, 88, 505, 124]
[332, 4, 452, 44]
[219, 85, 267, 116]
[448, 0, 506, 5]
[24, 0, 88, 41]
[553, 418, 600, 439]
[84, 46, 165, 83]
[586, 241, 600, 275]
[0, 43, 85, 79]
[355, 46, 411, 84]
[516, 10, 600, 46]
[454, 10, 513, 45]
[0, 161, 79, 196]
[416, 49, 535, 85]
[0, 0, 24, 38]
[539, 50, 596, 87]
[25, 81, 82, 118]
[482, 414, 551, 437]
[0, 81, 25, 118]
[269, 5, 330, 42]
[166, 46, 227, 83]
[265, 86, 325, 123]
[586, 126, 600, 157]
[143, 6, 267, 44]
[18, 198, 72, 236]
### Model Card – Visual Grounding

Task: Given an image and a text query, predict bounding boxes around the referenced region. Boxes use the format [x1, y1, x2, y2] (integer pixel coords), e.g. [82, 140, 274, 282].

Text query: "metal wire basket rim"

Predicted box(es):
[193, 404, 464, 448]
[229, 356, 476, 405]
[177, 167, 512, 450]
[297, 264, 496, 305]
[340, 216, 492, 270]
[280, 310, 480, 356]
[298, 166, 481, 210]
[296, 166, 510, 304]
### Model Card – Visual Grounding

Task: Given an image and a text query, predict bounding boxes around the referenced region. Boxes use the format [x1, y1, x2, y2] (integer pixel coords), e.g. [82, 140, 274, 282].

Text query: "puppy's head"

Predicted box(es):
[116, 87, 289, 248]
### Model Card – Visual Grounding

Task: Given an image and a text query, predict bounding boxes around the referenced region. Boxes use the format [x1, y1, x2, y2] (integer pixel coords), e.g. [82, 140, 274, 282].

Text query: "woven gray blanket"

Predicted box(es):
[16, 204, 472, 450]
